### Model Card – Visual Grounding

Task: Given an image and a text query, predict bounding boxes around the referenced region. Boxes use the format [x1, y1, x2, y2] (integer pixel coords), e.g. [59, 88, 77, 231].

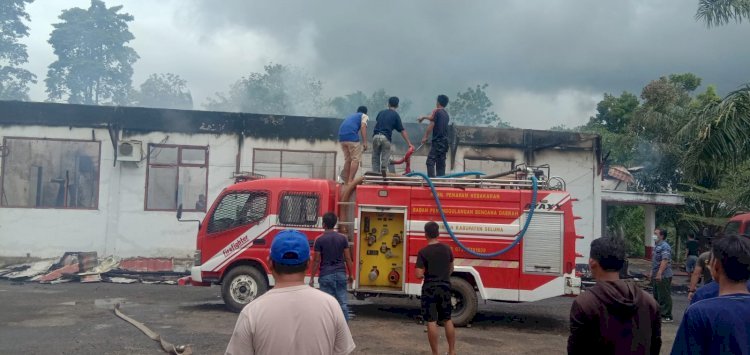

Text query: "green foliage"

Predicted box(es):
[691, 85, 722, 110]
[668, 73, 702, 93]
[605, 205, 645, 257]
[679, 85, 750, 181]
[329, 89, 412, 119]
[449, 84, 509, 128]
[0, 0, 36, 100]
[134, 73, 193, 110]
[696, 0, 750, 27]
[45, 0, 138, 105]
[586, 91, 639, 134]
[680, 162, 750, 229]
[206, 63, 327, 116]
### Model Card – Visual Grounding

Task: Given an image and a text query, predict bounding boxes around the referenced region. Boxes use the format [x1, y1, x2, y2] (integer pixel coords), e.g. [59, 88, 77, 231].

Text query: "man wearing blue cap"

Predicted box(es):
[226, 230, 356, 355]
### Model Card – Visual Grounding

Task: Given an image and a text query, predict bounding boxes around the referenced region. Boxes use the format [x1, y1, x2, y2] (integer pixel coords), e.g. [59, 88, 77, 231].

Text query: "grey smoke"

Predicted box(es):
[22, 0, 750, 128]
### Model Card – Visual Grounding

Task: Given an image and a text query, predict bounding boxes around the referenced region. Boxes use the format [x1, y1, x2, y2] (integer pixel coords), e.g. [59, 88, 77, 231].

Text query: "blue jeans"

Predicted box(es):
[319, 272, 349, 321]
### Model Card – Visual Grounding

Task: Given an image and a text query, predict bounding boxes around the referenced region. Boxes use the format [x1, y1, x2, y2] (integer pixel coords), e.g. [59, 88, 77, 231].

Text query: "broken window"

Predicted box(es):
[252, 149, 336, 180]
[278, 192, 319, 226]
[207, 191, 268, 234]
[146, 144, 208, 211]
[1, 137, 100, 209]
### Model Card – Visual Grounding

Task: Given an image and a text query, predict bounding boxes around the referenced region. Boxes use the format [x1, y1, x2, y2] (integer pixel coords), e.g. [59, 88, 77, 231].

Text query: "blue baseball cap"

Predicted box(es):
[270, 230, 310, 265]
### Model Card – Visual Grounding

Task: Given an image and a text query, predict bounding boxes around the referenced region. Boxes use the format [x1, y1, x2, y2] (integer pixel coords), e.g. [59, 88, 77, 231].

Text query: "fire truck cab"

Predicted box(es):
[185, 169, 581, 326]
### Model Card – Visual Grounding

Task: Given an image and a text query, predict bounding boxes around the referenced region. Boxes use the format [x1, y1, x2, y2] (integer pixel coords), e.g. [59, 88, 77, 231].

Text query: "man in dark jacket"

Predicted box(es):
[568, 237, 662, 355]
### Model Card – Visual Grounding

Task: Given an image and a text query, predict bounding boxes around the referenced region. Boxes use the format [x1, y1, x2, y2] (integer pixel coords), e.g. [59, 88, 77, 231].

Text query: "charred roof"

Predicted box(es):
[0, 100, 598, 152]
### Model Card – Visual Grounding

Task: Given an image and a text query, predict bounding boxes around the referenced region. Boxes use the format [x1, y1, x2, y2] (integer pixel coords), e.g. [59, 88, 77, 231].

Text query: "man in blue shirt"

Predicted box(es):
[672, 235, 750, 354]
[338, 106, 368, 184]
[371, 97, 414, 175]
[652, 228, 674, 322]
[309, 212, 354, 321]
[419, 94, 451, 177]
[690, 280, 750, 304]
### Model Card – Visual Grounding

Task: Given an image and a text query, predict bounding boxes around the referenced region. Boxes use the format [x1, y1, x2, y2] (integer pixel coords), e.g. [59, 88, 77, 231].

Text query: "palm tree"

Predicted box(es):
[696, 0, 750, 27]
[680, 85, 750, 180]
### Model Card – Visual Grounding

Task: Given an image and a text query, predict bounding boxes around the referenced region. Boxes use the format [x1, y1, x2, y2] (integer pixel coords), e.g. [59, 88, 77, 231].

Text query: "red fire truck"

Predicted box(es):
[180, 166, 581, 326]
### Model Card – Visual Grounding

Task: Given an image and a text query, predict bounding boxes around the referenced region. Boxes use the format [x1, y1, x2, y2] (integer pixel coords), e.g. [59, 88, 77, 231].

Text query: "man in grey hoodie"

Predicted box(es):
[568, 237, 662, 355]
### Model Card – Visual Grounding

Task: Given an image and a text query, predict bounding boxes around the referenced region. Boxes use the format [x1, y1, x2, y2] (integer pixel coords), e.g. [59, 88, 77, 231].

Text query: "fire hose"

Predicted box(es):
[405, 171, 538, 258]
[114, 303, 193, 354]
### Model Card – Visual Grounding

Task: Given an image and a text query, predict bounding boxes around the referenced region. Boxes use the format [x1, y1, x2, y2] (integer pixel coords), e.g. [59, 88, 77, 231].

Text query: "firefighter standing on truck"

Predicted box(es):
[419, 94, 450, 177]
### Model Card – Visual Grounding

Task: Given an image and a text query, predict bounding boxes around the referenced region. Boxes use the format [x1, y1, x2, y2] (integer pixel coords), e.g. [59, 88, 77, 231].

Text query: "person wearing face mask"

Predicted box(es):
[651, 228, 674, 323]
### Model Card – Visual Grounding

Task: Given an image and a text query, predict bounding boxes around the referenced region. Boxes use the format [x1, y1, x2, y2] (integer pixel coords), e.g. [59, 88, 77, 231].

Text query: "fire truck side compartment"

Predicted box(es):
[356, 208, 407, 292]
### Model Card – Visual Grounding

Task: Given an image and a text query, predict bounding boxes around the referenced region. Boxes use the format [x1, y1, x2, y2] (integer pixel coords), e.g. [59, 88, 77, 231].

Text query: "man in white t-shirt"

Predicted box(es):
[225, 230, 356, 355]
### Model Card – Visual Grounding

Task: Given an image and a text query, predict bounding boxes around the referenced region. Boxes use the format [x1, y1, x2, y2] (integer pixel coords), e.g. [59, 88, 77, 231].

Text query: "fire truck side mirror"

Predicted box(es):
[177, 204, 183, 220]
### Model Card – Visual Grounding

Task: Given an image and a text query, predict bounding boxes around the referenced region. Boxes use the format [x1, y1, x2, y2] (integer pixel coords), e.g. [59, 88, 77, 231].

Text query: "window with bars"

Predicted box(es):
[278, 192, 319, 226]
[1, 137, 100, 209]
[252, 149, 336, 180]
[207, 191, 269, 234]
[146, 144, 208, 211]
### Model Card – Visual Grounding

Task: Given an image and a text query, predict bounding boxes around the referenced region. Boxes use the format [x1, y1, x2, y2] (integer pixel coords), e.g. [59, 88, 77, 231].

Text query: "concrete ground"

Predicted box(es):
[0, 280, 687, 355]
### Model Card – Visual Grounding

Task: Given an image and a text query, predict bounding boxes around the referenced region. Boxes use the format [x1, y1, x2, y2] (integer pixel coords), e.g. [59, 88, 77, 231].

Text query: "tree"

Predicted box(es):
[450, 84, 509, 127]
[133, 73, 193, 110]
[206, 63, 327, 116]
[696, 0, 750, 27]
[45, 0, 138, 105]
[329, 89, 412, 118]
[679, 85, 750, 180]
[0, 0, 36, 101]
[586, 91, 639, 134]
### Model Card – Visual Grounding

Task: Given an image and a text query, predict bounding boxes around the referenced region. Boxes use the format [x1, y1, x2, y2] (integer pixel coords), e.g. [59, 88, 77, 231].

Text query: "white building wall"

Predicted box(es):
[453, 146, 600, 265]
[1, 124, 599, 262]
[0, 126, 240, 258]
[1, 126, 112, 257]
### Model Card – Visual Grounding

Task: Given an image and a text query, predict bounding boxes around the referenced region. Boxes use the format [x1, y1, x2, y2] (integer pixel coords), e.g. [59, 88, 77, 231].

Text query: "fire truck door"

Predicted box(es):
[357, 208, 406, 292]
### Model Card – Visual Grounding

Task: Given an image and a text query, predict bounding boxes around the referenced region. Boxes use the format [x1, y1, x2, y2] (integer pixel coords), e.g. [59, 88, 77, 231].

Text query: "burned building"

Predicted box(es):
[0, 101, 602, 264]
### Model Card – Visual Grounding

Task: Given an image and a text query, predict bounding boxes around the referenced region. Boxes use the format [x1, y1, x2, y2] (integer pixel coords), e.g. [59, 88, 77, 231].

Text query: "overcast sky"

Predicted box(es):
[21, 0, 750, 129]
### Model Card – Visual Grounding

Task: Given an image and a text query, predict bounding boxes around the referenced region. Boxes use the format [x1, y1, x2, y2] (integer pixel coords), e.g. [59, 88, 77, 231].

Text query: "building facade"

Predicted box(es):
[0, 101, 601, 264]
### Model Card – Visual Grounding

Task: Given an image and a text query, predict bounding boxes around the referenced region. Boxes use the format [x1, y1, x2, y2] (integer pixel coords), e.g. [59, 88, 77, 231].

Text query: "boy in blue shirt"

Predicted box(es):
[338, 106, 368, 184]
[672, 235, 750, 355]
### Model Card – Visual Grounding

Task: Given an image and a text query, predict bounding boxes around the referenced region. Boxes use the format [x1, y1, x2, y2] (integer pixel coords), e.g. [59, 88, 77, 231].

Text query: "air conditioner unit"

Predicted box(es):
[117, 140, 143, 162]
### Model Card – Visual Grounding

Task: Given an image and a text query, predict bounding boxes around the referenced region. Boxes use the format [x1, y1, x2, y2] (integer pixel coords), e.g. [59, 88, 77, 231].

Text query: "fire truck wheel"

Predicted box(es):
[222, 266, 269, 313]
[450, 276, 478, 327]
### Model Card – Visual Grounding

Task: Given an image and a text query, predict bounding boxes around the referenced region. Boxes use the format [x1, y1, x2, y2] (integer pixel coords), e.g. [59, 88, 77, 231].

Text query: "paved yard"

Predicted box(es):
[0, 280, 686, 354]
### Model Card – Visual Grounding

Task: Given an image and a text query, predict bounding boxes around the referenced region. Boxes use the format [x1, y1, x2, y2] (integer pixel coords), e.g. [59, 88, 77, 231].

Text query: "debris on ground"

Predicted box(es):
[108, 277, 139, 284]
[1, 259, 56, 280]
[39, 263, 80, 283]
[120, 257, 174, 272]
[0, 253, 189, 286]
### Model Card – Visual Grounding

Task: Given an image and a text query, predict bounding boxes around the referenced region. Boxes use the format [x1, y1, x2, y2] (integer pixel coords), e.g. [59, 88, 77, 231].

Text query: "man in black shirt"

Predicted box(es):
[415, 221, 456, 355]
[419, 94, 451, 177]
[372, 96, 414, 174]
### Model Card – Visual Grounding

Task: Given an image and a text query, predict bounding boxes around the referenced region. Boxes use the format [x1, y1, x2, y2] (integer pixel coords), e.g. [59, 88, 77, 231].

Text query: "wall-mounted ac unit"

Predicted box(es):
[117, 140, 143, 162]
